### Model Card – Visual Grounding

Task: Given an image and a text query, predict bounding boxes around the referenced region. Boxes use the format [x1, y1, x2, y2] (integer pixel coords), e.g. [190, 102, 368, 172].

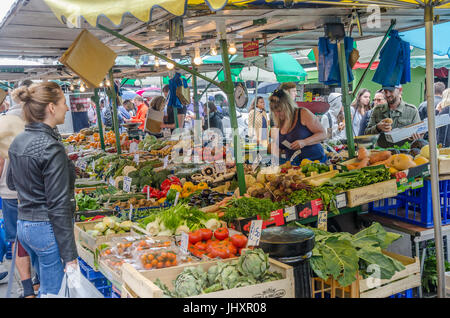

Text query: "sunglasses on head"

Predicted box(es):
[272, 89, 286, 98]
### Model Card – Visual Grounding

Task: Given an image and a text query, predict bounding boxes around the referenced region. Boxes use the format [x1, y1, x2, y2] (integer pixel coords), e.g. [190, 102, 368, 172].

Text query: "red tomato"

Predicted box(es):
[194, 241, 207, 251]
[227, 243, 237, 255]
[199, 228, 213, 241]
[215, 248, 230, 259]
[189, 230, 202, 244]
[230, 234, 248, 248]
[214, 227, 229, 241]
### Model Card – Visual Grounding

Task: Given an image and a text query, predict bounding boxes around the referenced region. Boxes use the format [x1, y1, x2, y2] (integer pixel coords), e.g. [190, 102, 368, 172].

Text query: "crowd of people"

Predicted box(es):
[0, 78, 449, 297]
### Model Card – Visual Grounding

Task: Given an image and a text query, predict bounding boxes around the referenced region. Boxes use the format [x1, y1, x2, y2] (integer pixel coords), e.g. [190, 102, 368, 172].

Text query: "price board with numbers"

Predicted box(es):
[214, 162, 226, 174]
[247, 220, 263, 247]
[317, 210, 328, 231]
[123, 176, 132, 192]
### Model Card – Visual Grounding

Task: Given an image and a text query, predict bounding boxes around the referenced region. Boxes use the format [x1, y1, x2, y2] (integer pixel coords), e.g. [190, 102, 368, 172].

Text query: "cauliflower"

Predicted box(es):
[204, 218, 221, 231]
[145, 220, 160, 236]
[175, 225, 190, 235]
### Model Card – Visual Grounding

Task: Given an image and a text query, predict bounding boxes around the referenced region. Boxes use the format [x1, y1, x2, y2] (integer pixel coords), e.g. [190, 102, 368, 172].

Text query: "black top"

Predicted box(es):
[203, 112, 223, 134]
[166, 104, 187, 126]
[437, 106, 450, 147]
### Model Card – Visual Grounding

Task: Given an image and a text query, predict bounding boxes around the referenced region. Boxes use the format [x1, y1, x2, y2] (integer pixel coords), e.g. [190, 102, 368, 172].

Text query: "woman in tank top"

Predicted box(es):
[269, 89, 327, 166]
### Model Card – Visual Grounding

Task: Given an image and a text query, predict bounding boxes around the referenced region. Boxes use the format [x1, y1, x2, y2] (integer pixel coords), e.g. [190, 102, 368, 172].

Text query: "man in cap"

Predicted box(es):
[365, 85, 421, 148]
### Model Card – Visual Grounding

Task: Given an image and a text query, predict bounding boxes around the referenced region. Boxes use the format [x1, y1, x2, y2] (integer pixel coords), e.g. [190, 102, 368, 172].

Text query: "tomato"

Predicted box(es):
[230, 234, 248, 248]
[227, 243, 237, 255]
[199, 228, 213, 241]
[214, 227, 229, 241]
[189, 230, 202, 244]
[194, 241, 207, 251]
[215, 248, 230, 259]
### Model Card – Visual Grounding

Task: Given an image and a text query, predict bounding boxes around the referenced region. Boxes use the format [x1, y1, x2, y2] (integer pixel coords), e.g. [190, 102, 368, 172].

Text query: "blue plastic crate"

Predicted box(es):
[78, 257, 105, 281]
[97, 285, 112, 298]
[369, 179, 450, 228]
[389, 288, 414, 298]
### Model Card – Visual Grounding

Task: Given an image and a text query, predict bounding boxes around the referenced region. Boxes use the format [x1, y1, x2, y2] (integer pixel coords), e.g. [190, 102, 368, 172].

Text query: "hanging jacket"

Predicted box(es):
[372, 30, 411, 87]
[168, 72, 184, 110]
[318, 37, 354, 86]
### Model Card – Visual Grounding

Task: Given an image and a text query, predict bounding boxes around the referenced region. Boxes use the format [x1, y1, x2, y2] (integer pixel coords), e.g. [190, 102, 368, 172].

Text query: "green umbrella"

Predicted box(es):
[271, 53, 307, 83]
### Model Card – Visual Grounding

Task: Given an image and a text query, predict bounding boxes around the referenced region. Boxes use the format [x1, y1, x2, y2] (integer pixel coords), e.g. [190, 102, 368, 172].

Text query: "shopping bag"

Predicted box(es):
[42, 273, 70, 298]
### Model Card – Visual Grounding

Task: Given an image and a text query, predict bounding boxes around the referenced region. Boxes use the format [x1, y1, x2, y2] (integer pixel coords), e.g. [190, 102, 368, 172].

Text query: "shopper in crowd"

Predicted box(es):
[202, 101, 223, 134]
[7, 82, 78, 297]
[100, 98, 112, 127]
[161, 84, 187, 130]
[129, 95, 148, 131]
[418, 81, 446, 120]
[437, 88, 450, 147]
[365, 85, 421, 148]
[279, 82, 298, 101]
[248, 96, 269, 146]
[0, 79, 40, 297]
[87, 99, 97, 125]
[72, 103, 90, 133]
[119, 99, 133, 121]
[269, 88, 326, 165]
[322, 93, 346, 141]
[359, 89, 386, 136]
[145, 96, 166, 138]
[350, 88, 371, 136]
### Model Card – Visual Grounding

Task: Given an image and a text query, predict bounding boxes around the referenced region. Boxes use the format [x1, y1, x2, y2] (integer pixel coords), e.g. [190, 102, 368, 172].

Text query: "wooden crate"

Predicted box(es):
[346, 179, 398, 208]
[76, 242, 98, 271]
[311, 251, 420, 298]
[121, 257, 295, 298]
[98, 258, 124, 288]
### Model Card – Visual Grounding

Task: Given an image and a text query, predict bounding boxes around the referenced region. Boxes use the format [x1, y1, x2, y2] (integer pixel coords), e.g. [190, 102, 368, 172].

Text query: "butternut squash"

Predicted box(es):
[369, 151, 392, 165]
[357, 147, 370, 161]
[391, 154, 416, 171]
[347, 157, 370, 170]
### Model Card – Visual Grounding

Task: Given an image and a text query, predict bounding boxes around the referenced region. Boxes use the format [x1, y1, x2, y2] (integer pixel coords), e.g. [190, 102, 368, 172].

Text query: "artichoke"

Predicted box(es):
[173, 267, 207, 298]
[94, 222, 107, 233]
[237, 248, 269, 280]
[233, 276, 257, 288]
[261, 271, 283, 282]
[207, 264, 220, 285]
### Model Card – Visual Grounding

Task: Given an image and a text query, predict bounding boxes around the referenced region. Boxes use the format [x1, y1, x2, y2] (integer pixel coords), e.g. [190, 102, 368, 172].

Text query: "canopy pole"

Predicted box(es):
[425, 2, 446, 298]
[107, 69, 122, 154]
[337, 40, 356, 158]
[193, 67, 200, 121]
[252, 67, 260, 129]
[197, 70, 221, 101]
[97, 24, 221, 89]
[352, 19, 396, 99]
[174, 107, 179, 129]
[93, 88, 105, 151]
[220, 39, 246, 195]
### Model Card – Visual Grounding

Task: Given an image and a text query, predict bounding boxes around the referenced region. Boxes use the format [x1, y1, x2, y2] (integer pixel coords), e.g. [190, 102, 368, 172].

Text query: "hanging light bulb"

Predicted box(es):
[70, 83, 74, 91]
[155, 57, 160, 67]
[166, 52, 174, 70]
[99, 81, 104, 88]
[193, 46, 203, 65]
[80, 84, 86, 92]
[105, 79, 111, 87]
[228, 40, 237, 55]
[210, 41, 217, 56]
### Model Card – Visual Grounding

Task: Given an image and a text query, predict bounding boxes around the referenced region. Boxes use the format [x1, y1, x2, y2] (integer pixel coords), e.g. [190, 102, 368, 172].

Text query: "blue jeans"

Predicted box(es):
[17, 220, 64, 297]
[2, 199, 18, 243]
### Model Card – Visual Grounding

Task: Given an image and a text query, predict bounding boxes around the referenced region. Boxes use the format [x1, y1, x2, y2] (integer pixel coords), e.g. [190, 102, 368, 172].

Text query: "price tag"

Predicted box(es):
[174, 192, 180, 206]
[247, 220, 263, 247]
[281, 140, 292, 149]
[129, 204, 134, 221]
[335, 193, 347, 209]
[284, 206, 297, 222]
[91, 161, 96, 172]
[163, 129, 171, 138]
[180, 232, 189, 254]
[123, 176, 132, 192]
[252, 153, 263, 173]
[134, 153, 139, 165]
[109, 177, 115, 187]
[78, 160, 87, 171]
[129, 142, 138, 153]
[317, 210, 328, 231]
[146, 187, 150, 201]
[214, 162, 226, 174]
[67, 145, 74, 153]
[163, 156, 169, 169]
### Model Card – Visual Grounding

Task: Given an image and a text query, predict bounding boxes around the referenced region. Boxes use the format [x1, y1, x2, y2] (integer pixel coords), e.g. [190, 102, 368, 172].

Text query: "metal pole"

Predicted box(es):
[193, 67, 200, 120]
[97, 24, 222, 89]
[197, 70, 221, 101]
[174, 107, 179, 129]
[93, 88, 105, 151]
[352, 20, 396, 99]
[252, 67, 260, 129]
[425, 2, 446, 298]
[337, 40, 356, 158]
[220, 39, 246, 195]
[107, 69, 122, 154]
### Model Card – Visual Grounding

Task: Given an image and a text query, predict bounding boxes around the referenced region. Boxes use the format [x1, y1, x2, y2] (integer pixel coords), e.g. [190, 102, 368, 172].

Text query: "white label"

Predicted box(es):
[134, 153, 139, 165]
[67, 145, 74, 153]
[247, 220, 263, 247]
[180, 232, 189, 254]
[109, 177, 115, 187]
[78, 160, 87, 171]
[335, 193, 347, 209]
[91, 161, 96, 171]
[130, 142, 138, 153]
[174, 192, 180, 206]
[252, 153, 263, 173]
[163, 156, 169, 169]
[123, 176, 132, 192]
[163, 129, 171, 138]
[129, 204, 134, 221]
[282, 140, 292, 149]
[284, 206, 297, 222]
[146, 187, 150, 201]
[317, 210, 328, 231]
[290, 150, 302, 162]
[214, 162, 226, 174]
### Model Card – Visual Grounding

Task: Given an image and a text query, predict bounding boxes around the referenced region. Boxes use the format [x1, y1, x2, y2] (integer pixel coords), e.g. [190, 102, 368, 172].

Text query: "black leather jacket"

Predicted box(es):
[7, 122, 78, 264]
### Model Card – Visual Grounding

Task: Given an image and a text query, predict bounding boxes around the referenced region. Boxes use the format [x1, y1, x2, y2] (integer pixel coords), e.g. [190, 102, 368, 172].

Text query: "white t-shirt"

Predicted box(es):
[351, 107, 363, 137]
[0, 159, 17, 199]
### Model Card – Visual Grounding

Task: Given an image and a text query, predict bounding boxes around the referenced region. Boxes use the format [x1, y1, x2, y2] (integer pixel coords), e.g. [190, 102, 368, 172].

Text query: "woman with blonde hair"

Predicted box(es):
[437, 88, 450, 147]
[269, 88, 327, 165]
[248, 96, 269, 146]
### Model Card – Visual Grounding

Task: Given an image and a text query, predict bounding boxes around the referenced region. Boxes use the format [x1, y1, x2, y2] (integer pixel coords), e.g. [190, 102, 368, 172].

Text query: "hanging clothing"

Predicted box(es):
[167, 73, 184, 110]
[372, 30, 411, 87]
[318, 37, 354, 86]
[278, 108, 326, 165]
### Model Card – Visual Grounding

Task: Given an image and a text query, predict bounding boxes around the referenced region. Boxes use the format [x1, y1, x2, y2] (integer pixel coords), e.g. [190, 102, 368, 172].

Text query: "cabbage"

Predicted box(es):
[94, 222, 107, 233]
[237, 248, 269, 280]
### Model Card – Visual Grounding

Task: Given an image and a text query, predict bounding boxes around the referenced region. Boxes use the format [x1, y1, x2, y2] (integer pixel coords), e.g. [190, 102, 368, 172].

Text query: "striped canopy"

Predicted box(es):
[44, 0, 450, 28]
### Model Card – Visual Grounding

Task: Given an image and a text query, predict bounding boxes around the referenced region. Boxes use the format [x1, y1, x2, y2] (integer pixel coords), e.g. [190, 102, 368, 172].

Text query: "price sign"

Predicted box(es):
[180, 232, 189, 254]
[146, 187, 150, 201]
[317, 210, 328, 231]
[129, 142, 138, 153]
[247, 220, 263, 247]
[163, 129, 171, 138]
[67, 145, 74, 153]
[123, 176, 132, 192]
[134, 153, 139, 165]
[214, 162, 226, 174]
[284, 206, 297, 223]
[174, 192, 180, 206]
[91, 161, 96, 172]
[129, 204, 134, 221]
[109, 177, 115, 187]
[163, 155, 169, 169]
[252, 153, 263, 173]
[335, 193, 347, 209]
[78, 160, 87, 171]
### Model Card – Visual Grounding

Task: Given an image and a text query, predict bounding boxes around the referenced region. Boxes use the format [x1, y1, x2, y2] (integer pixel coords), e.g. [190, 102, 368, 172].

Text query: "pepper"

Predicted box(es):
[169, 184, 182, 192]
[196, 182, 208, 190]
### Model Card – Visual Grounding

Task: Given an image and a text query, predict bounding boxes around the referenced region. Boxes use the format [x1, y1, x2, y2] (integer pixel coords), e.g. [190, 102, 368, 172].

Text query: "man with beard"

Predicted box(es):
[365, 85, 421, 148]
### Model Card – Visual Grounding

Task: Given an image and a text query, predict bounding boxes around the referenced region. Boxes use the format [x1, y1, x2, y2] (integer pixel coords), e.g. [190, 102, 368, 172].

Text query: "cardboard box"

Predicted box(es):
[385, 114, 450, 144]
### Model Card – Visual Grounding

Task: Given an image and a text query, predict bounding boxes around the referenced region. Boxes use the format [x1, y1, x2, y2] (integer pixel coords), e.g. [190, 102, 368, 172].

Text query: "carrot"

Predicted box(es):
[369, 151, 392, 165]
[217, 212, 225, 218]
[357, 147, 369, 161]
[348, 157, 370, 170]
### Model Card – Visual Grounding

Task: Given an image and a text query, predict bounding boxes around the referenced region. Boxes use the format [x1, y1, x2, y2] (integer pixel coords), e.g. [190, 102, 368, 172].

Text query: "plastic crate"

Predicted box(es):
[78, 257, 105, 281]
[369, 179, 450, 228]
[97, 285, 112, 298]
[389, 288, 414, 298]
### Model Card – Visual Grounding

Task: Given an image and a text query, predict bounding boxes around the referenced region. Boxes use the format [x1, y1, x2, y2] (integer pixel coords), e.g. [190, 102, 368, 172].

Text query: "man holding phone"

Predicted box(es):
[365, 85, 421, 148]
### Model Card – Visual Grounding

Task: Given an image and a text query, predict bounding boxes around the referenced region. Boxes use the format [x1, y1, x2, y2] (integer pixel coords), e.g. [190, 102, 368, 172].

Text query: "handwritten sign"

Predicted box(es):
[317, 210, 328, 231]
[77, 160, 87, 171]
[247, 220, 263, 247]
[243, 40, 259, 58]
[284, 206, 297, 223]
[163, 129, 171, 138]
[129, 204, 134, 221]
[174, 192, 180, 206]
[180, 232, 189, 254]
[214, 162, 226, 174]
[163, 155, 169, 169]
[109, 177, 115, 187]
[335, 193, 347, 209]
[67, 145, 74, 153]
[129, 142, 138, 153]
[146, 187, 150, 201]
[123, 176, 132, 192]
[134, 153, 139, 165]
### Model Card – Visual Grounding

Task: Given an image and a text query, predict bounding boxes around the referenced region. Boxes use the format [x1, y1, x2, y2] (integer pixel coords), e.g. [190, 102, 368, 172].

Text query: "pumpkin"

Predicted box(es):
[391, 154, 417, 171]
[413, 156, 429, 166]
